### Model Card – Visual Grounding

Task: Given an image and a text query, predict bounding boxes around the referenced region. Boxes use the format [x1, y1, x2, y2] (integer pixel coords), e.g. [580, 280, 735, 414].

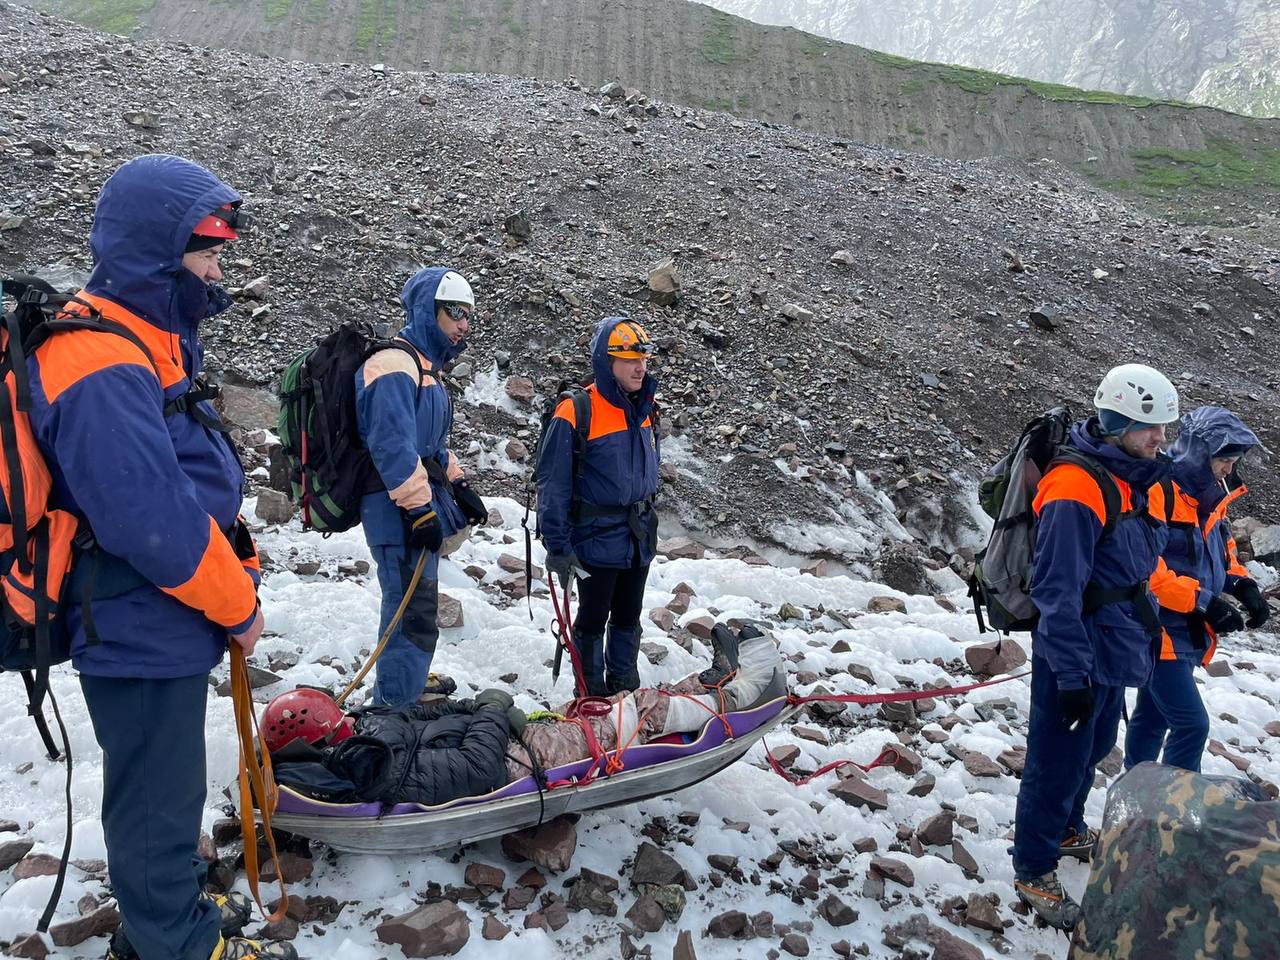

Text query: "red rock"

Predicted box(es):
[462, 862, 505, 894]
[673, 929, 698, 960]
[50, 905, 120, 947]
[7, 934, 49, 958]
[965, 638, 1027, 678]
[260, 851, 313, 883]
[376, 901, 470, 957]
[869, 856, 915, 887]
[481, 915, 509, 941]
[829, 777, 888, 811]
[888, 744, 923, 775]
[13, 854, 61, 880]
[500, 816, 577, 873]
[0, 839, 35, 871]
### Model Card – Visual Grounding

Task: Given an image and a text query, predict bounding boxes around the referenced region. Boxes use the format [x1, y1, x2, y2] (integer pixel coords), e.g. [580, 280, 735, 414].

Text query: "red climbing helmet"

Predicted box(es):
[261, 688, 354, 753]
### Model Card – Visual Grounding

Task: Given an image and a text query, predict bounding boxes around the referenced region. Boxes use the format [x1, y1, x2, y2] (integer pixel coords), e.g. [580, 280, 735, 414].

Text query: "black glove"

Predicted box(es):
[406, 509, 444, 553]
[1205, 594, 1245, 635]
[1230, 579, 1270, 629]
[545, 551, 582, 582]
[1058, 685, 1095, 733]
[452, 478, 488, 527]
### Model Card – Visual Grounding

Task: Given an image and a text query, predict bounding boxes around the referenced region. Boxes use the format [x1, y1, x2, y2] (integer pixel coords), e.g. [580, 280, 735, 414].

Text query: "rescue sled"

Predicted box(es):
[258, 695, 795, 855]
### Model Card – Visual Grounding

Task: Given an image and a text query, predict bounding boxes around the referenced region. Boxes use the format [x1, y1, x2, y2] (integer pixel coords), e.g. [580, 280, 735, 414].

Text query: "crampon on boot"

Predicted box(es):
[1013, 872, 1081, 932]
[105, 891, 256, 958]
[1058, 827, 1099, 862]
[212, 934, 299, 960]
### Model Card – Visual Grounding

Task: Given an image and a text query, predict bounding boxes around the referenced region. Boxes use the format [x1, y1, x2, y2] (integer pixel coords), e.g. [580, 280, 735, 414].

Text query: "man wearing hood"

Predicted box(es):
[354, 267, 488, 707]
[1012, 364, 1177, 931]
[1125, 406, 1267, 772]
[536, 318, 659, 696]
[25, 155, 293, 958]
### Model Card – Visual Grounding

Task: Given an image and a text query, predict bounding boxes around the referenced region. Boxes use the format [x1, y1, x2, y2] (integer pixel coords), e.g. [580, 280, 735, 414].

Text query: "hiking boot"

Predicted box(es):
[424, 673, 456, 696]
[205, 889, 253, 936]
[104, 891, 254, 959]
[1014, 872, 1082, 931]
[1058, 827, 1099, 862]
[699, 623, 742, 686]
[213, 935, 299, 960]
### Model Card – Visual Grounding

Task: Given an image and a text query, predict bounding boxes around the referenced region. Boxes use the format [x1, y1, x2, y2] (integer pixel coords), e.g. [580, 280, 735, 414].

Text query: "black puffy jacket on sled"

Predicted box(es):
[273, 699, 511, 806]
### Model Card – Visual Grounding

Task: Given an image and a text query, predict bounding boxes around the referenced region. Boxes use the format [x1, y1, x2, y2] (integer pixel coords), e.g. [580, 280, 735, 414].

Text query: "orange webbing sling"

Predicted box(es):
[230, 644, 289, 923]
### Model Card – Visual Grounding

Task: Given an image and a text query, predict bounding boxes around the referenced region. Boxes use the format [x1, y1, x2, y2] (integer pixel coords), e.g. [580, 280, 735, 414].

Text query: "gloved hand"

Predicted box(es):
[1058, 685, 1095, 733]
[452, 478, 489, 527]
[405, 508, 444, 553]
[545, 551, 582, 582]
[1230, 579, 1271, 629]
[1205, 594, 1245, 635]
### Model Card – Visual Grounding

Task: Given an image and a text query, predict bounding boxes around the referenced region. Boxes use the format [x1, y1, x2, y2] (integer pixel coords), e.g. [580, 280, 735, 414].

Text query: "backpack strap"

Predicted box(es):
[1048, 447, 1123, 541]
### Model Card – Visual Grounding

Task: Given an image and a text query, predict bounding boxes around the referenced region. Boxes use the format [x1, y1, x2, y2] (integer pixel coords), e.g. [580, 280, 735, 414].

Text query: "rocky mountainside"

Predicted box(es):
[2, 4, 1279, 585]
[23, 0, 1280, 238]
[708, 0, 1280, 119]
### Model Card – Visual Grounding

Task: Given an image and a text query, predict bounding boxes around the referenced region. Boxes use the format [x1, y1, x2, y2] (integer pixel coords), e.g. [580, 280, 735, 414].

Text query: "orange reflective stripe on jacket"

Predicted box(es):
[1033, 462, 1134, 524]
[159, 516, 259, 630]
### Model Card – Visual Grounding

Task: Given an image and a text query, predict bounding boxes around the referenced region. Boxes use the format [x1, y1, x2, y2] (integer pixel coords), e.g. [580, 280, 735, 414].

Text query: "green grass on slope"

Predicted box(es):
[1128, 137, 1280, 192]
[49, 0, 157, 33]
[702, 10, 745, 66]
[867, 49, 1188, 108]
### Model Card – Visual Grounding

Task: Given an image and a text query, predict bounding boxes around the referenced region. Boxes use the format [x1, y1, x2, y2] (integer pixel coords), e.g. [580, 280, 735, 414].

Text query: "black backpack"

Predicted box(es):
[278, 325, 423, 533]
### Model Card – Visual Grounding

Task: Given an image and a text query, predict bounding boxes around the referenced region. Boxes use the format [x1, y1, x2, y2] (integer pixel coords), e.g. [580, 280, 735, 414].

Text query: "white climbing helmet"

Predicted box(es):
[1094, 364, 1179, 424]
[435, 270, 474, 307]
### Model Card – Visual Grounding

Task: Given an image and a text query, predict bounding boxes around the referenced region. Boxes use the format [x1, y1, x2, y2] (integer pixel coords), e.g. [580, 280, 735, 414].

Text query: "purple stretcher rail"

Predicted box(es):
[276, 697, 789, 818]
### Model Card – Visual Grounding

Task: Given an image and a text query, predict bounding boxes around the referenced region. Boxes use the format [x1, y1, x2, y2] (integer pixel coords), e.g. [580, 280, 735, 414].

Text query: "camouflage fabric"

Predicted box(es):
[1070, 762, 1280, 959]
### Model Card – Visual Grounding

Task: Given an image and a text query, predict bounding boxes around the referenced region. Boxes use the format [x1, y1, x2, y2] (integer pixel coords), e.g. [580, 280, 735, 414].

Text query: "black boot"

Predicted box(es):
[574, 633, 608, 697]
[699, 623, 742, 686]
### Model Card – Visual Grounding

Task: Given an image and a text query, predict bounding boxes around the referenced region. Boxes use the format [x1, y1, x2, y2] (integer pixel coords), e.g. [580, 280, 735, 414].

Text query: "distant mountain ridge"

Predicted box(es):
[26, 0, 1280, 234]
[706, 0, 1280, 118]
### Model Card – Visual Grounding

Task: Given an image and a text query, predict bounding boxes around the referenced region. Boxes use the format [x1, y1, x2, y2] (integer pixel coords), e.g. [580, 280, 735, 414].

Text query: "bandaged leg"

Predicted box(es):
[722, 633, 785, 710]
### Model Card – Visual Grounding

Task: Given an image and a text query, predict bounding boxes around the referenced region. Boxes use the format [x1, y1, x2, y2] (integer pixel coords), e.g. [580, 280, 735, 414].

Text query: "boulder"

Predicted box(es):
[964, 638, 1027, 678]
[648, 258, 682, 306]
[817, 893, 857, 927]
[254, 489, 293, 525]
[0, 838, 35, 870]
[866, 596, 906, 614]
[500, 816, 577, 873]
[869, 856, 915, 887]
[829, 777, 888, 811]
[50, 905, 120, 947]
[376, 901, 470, 957]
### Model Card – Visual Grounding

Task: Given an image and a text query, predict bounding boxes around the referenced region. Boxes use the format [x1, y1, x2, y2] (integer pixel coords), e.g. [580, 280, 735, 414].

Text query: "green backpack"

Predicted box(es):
[277, 324, 421, 533]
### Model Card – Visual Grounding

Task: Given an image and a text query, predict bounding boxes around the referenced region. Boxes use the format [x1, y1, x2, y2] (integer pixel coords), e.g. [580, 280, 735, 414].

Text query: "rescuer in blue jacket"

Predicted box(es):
[355, 267, 489, 707]
[25, 155, 294, 960]
[536, 317, 660, 695]
[1125, 406, 1265, 772]
[1011, 363, 1177, 932]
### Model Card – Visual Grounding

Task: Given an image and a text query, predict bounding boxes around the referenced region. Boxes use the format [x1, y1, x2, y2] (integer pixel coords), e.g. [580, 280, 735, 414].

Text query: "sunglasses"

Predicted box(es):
[441, 302, 473, 322]
[609, 341, 656, 356]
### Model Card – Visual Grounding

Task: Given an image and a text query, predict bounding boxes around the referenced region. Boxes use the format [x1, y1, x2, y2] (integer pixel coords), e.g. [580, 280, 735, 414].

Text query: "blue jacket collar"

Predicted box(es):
[398, 267, 468, 367]
[1070, 417, 1172, 492]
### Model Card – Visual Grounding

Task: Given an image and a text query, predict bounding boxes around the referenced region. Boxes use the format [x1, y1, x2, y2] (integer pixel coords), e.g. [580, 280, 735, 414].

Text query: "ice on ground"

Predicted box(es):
[0, 496, 1276, 959]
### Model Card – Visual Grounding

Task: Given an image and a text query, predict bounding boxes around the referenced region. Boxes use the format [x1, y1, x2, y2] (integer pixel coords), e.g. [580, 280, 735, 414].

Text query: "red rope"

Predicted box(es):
[548, 577, 588, 698]
[766, 743, 901, 786]
[764, 669, 1031, 786]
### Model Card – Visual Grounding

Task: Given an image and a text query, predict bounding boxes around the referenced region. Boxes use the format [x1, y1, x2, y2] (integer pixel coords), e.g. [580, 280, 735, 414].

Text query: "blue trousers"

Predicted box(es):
[80, 673, 221, 960]
[1124, 658, 1209, 772]
[1012, 656, 1125, 881]
[371, 541, 440, 707]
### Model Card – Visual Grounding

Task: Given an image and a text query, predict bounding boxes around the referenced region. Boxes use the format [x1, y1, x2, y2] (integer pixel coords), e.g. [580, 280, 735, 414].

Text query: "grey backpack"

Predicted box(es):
[968, 407, 1124, 633]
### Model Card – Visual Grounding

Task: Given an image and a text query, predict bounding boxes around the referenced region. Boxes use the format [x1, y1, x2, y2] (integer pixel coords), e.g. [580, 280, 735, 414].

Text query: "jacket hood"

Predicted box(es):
[398, 267, 468, 366]
[1070, 417, 1172, 492]
[87, 154, 240, 329]
[591, 316, 657, 418]
[1170, 406, 1258, 512]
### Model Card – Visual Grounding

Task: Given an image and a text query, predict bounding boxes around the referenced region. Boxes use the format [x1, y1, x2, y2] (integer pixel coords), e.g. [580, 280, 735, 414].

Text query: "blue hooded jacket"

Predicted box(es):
[1148, 406, 1258, 663]
[25, 155, 258, 678]
[1029, 418, 1171, 689]
[535, 317, 660, 569]
[355, 267, 468, 545]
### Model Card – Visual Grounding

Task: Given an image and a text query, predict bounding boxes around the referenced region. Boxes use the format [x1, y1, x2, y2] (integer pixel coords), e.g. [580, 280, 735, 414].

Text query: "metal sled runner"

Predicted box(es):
[258, 696, 795, 855]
